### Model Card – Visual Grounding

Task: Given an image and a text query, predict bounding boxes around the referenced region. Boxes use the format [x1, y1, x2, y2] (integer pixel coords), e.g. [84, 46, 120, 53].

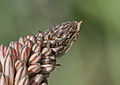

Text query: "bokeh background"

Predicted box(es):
[0, 0, 120, 85]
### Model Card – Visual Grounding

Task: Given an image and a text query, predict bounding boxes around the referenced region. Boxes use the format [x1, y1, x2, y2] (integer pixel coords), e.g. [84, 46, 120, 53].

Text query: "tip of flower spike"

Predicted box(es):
[79, 20, 83, 23]
[74, 20, 82, 24]
[77, 20, 82, 32]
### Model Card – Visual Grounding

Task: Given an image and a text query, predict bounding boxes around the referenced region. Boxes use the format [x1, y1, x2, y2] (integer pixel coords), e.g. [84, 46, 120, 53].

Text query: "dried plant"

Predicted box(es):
[0, 21, 82, 85]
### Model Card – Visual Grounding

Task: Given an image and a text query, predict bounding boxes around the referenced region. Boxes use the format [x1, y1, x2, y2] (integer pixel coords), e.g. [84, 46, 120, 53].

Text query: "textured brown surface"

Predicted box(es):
[0, 21, 82, 85]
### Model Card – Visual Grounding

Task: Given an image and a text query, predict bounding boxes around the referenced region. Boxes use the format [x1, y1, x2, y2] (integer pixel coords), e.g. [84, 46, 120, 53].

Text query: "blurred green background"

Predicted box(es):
[0, 0, 120, 85]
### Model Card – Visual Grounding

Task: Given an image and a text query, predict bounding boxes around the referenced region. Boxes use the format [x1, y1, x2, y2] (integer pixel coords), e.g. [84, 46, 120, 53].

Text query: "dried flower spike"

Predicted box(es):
[0, 21, 82, 85]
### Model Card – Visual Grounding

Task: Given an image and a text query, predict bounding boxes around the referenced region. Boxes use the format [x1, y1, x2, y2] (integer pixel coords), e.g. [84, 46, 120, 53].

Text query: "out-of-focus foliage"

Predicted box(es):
[0, 0, 120, 85]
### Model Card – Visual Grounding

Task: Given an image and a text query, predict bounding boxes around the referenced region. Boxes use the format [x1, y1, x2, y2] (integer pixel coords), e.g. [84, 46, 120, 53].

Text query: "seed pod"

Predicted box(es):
[19, 46, 30, 63]
[41, 64, 55, 73]
[13, 42, 22, 58]
[18, 76, 29, 85]
[19, 37, 26, 46]
[15, 60, 24, 72]
[30, 74, 43, 85]
[37, 40, 43, 46]
[6, 47, 17, 64]
[24, 40, 33, 50]
[32, 43, 41, 52]
[29, 52, 42, 64]
[0, 74, 8, 85]
[30, 36, 36, 43]
[28, 63, 41, 75]
[4, 55, 14, 85]
[41, 56, 56, 64]
[15, 66, 28, 85]
[26, 35, 31, 40]
[0, 45, 7, 59]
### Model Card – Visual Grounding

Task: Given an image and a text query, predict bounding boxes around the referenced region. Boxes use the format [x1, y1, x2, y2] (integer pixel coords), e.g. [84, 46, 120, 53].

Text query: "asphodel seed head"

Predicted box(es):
[0, 21, 82, 85]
